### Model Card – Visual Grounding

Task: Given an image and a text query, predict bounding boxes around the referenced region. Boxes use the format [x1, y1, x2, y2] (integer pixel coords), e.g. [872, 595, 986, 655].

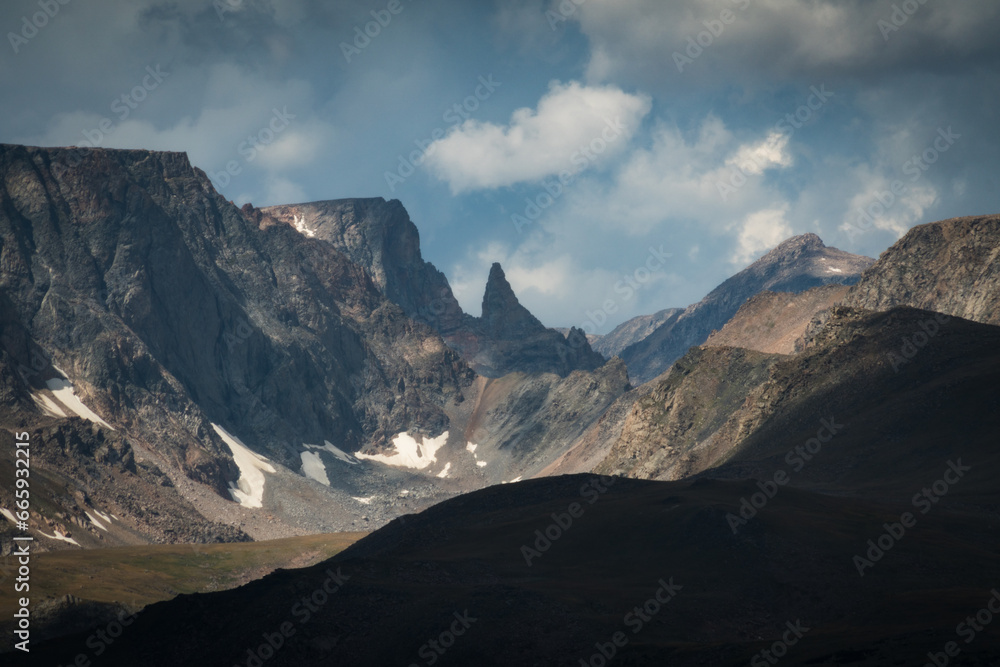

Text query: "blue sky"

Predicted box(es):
[2, 0, 998, 333]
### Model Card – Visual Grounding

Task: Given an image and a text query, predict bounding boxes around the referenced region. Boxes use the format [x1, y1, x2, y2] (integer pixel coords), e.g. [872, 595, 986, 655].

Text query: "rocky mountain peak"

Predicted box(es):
[618, 233, 874, 383]
[752, 233, 827, 268]
[480, 263, 545, 338]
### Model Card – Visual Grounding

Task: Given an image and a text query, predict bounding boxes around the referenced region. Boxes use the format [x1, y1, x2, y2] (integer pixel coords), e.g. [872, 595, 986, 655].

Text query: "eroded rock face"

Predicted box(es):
[460, 264, 606, 378]
[264, 201, 607, 378]
[0, 144, 628, 547]
[0, 144, 472, 491]
[619, 234, 874, 383]
[842, 214, 1000, 325]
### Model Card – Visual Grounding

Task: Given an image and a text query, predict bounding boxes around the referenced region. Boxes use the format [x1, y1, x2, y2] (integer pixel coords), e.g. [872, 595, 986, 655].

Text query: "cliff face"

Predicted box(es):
[619, 234, 874, 383]
[263, 199, 468, 337]
[0, 144, 631, 548]
[842, 214, 1000, 325]
[460, 264, 606, 378]
[265, 201, 606, 378]
[0, 144, 471, 487]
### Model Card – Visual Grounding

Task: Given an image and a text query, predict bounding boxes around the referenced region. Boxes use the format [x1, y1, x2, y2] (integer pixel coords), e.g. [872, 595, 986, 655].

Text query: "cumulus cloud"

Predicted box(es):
[731, 206, 794, 266]
[550, 115, 795, 238]
[422, 80, 651, 193]
[726, 132, 793, 176]
[840, 165, 938, 241]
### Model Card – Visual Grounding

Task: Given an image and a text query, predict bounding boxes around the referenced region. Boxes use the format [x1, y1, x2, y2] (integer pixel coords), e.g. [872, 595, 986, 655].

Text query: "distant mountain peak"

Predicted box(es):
[755, 233, 826, 265]
[481, 262, 545, 337]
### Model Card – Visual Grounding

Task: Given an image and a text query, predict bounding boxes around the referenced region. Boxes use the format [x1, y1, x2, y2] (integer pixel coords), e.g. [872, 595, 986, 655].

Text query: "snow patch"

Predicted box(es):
[436, 462, 452, 479]
[355, 431, 449, 470]
[0, 508, 16, 524]
[44, 371, 114, 429]
[465, 442, 478, 454]
[352, 496, 373, 505]
[85, 511, 108, 531]
[39, 529, 80, 546]
[32, 393, 68, 418]
[476, 460, 488, 468]
[827, 267, 843, 273]
[293, 215, 316, 238]
[93, 509, 112, 524]
[503, 476, 523, 484]
[300, 451, 330, 486]
[304, 440, 358, 465]
[211, 423, 275, 509]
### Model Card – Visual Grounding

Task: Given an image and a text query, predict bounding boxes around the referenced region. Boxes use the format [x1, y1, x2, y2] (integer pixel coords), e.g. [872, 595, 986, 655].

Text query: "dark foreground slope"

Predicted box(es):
[28, 472, 1000, 666]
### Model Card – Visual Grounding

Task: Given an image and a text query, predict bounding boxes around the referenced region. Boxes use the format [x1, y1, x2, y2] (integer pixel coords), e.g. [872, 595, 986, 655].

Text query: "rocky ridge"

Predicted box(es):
[619, 233, 874, 383]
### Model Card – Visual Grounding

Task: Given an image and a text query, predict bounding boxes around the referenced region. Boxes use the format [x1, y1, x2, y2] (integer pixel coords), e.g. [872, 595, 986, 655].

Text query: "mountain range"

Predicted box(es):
[2, 143, 999, 664]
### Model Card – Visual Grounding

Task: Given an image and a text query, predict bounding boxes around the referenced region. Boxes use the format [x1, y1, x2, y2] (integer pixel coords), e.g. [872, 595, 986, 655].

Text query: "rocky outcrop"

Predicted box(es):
[0, 144, 472, 493]
[0, 144, 631, 547]
[264, 200, 606, 378]
[619, 234, 873, 383]
[262, 199, 468, 336]
[456, 263, 606, 378]
[595, 346, 782, 480]
[842, 214, 1000, 325]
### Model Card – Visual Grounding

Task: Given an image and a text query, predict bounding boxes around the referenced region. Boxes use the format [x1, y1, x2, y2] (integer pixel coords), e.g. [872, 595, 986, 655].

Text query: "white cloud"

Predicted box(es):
[725, 132, 793, 175]
[840, 166, 938, 240]
[551, 115, 794, 238]
[18, 63, 328, 181]
[423, 80, 651, 193]
[731, 206, 794, 266]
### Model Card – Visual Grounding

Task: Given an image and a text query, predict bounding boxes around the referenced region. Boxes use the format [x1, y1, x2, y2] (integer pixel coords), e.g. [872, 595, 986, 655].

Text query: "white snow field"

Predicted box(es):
[355, 431, 449, 470]
[300, 450, 330, 486]
[32, 367, 114, 429]
[211, 423, 276, 508]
